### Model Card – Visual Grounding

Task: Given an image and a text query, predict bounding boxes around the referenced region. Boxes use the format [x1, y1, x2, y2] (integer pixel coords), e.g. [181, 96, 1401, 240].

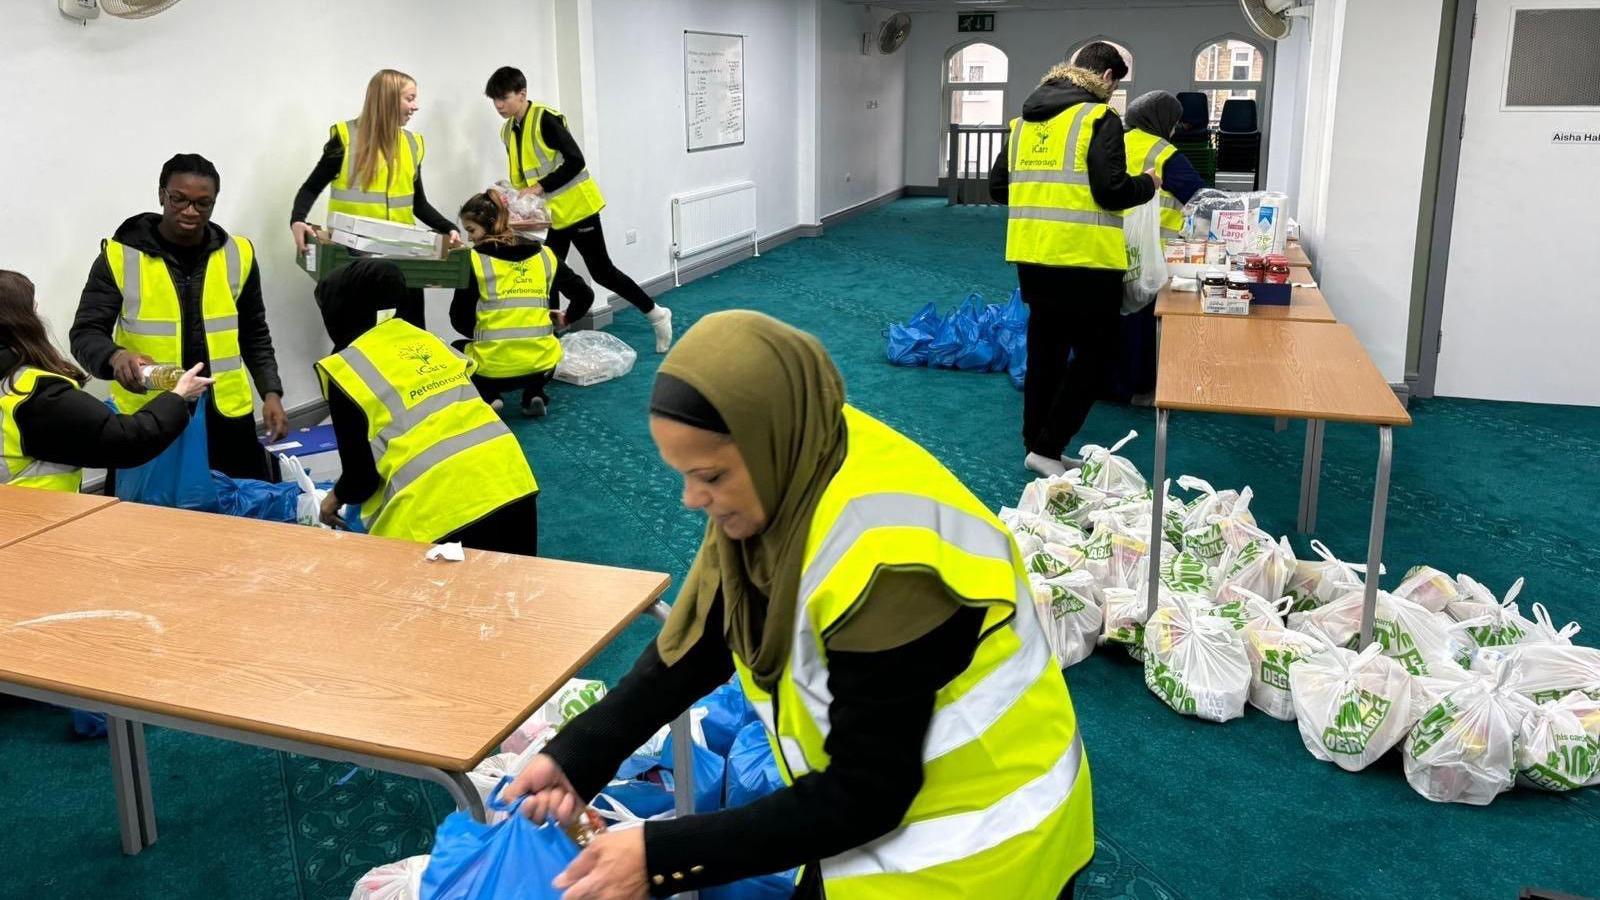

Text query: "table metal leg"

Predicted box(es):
[107, 716, 156, 855]
[434, 770, 486, 822]
[1297, 419, 1325, 533]
[1146, 409, 1169, 618]
[1358, 426, 1394, 649]
[648, 601, 697, 819]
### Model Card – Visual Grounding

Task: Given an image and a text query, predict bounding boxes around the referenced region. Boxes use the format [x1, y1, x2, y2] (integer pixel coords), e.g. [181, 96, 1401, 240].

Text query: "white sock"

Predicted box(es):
[1025, 452, 1067, 477]
[647, 305, 673, 352]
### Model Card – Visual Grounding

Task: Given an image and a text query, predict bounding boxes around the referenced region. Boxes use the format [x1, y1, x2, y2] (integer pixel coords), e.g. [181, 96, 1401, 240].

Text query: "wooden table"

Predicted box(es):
[1146, 318, 1411, 648]
[0, 502, 674, 855]
[1154, 283, 1335, 322]
[0, 485, 116, 548]
[1285, 240, 1312, 267]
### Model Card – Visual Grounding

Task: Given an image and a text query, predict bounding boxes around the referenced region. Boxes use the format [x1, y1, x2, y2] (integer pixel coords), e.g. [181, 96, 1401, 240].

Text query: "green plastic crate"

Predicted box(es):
[298, 240, 470, 289]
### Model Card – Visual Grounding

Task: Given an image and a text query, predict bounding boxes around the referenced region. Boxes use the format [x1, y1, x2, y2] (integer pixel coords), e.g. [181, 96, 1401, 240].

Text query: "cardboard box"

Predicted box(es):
[327, 212, 443, 248]
[1247, 280, 1292, 306]
[327, 229, 442, 259]
[263, 424, 341, 483]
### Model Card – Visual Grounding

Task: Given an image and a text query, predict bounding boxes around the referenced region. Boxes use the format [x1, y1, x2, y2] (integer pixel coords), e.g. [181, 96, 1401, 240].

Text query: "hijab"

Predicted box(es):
[1125, 91, 1184, 141]
[651, 310, 847, 689]
[314, 259, 409, 351]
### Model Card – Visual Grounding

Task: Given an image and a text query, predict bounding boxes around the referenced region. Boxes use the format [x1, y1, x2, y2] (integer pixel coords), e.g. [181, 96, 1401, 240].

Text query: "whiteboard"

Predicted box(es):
[684, 31, 745, 151]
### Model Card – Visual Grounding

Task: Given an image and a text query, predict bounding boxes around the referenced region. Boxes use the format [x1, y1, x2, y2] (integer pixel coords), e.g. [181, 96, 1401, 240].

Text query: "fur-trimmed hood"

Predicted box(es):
[1020, 65, 1114, 122]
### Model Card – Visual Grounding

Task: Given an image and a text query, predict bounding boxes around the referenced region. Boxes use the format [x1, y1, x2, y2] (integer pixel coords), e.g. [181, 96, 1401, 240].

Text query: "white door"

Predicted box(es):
[1436, 1, 1600, 404]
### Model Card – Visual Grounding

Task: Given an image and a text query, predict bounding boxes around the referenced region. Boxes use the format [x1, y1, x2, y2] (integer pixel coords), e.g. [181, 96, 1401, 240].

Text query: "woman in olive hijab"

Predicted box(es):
[507, 311, 1092, 900]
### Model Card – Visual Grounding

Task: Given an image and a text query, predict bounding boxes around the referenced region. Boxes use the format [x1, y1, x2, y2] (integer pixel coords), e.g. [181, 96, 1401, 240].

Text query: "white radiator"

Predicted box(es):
[670, 181, 759, 285]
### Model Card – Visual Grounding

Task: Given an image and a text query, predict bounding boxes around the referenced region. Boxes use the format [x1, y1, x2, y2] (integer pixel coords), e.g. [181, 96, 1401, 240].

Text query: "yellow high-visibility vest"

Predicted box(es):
[1005, 103, 1127, 269]
[0, 366, 84, 493]
[315, 318, 538, 544]
[732, 405, 1094, 899]
[501, 104, 606, 229]
[1124, 129, 1184, 240]
[105, 236, 256, 418]
[329, 119, 425, 224]
[466, 249, 564, 378]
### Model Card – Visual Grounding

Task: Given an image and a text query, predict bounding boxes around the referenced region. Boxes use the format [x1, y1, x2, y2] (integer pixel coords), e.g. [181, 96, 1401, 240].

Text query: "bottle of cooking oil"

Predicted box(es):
[140, 364, 183, 391]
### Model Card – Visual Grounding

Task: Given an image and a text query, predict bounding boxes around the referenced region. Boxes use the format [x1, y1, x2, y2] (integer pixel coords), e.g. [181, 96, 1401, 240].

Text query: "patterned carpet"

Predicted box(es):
[4, 199, 1596, 899]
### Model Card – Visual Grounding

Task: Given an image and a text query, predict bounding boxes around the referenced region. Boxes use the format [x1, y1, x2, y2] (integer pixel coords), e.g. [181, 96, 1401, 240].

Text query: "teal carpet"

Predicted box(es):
[4, 198, 1596, 899]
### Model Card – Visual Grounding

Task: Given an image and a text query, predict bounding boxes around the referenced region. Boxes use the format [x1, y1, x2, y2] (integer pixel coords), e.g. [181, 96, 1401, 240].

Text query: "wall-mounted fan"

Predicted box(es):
[1240, 0, 1312, 41]
[878, 12, 912, 54]
[59, 0, 183, 23]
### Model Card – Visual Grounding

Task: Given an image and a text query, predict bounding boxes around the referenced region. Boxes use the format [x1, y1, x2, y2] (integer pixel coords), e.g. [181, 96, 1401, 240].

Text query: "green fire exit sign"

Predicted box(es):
[958, 13, 994, 33]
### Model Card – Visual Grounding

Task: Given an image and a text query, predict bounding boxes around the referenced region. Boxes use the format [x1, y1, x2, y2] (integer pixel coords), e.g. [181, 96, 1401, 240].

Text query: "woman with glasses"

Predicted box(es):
[70, 153, 285, 481]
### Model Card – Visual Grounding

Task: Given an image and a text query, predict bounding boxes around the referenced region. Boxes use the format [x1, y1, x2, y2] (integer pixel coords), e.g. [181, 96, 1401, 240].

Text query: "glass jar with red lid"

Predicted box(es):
[1243, 255, 1268, 281]
[1265, 255, 1291, 284]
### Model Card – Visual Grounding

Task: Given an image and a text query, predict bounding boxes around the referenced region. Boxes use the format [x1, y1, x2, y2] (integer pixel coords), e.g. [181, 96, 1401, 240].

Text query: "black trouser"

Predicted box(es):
[1106, 301, 1157, 402]
[544, 212, 656, 314]
[440, 493, 538, 557]
[1017, 263, 1124, 459]
[471, 369, 554, 405]
[449, 339, 554, 405]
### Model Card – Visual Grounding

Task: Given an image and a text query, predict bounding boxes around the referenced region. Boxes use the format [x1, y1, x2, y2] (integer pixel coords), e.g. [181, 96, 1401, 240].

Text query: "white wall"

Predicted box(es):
[900, 3, 1260, 186]
[819, 1, 908, 218]
[0, 1, 559, 410]
[583, 0, 809, 290]
[1298, 0, 1443, 382]
[1264, 19, 1311, 218]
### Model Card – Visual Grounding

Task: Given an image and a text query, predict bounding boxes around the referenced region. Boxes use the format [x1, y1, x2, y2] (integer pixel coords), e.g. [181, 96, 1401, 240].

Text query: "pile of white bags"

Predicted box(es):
[1290, 643, 1422, 772]
[1402, 662, 1536, 806]
[1143, 597, 1252, 722]
[348, 855, 429, 900]
[998, 436, 1600, 807]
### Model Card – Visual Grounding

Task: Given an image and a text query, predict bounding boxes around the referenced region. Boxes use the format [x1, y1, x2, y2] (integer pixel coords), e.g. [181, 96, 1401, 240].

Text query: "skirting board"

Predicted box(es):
[904, 185, 943, 197]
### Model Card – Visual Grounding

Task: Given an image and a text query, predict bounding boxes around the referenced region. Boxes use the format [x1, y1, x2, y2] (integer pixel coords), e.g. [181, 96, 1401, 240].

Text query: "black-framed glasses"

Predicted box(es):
[161, 191, 215, 213]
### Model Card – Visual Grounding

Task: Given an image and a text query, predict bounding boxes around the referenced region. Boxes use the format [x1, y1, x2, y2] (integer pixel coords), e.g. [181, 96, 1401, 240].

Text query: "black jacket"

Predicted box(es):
[290, 128, 456, 234]
[1, 346, 189, 470]
[69, 214, 283, 399]
[449, 240, 596, 339]
[988, 79, 1155, 214]
[509, 105, 587, 195]
[544, 593, 987, 898]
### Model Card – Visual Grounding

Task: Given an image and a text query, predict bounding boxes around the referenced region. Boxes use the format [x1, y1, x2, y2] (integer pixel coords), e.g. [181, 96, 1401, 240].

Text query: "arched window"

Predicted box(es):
[941, 42, 1009, 183]
[1193, 37, 1265, 126]
[1071, 39, 1134, 115]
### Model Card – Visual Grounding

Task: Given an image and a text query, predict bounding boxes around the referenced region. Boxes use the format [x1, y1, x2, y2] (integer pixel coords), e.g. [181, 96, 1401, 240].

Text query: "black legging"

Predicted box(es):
[543, 212, 656, 314]
[449, 339, 554, 405]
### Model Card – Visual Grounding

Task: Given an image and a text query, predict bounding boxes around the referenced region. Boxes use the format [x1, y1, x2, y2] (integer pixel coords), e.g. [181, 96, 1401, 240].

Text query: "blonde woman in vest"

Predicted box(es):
[988, 42, 1157, 479]
[506, 311, 1093, 900]
[290, 69, 461, 327]
[452, 191, 596, 417]
[312, 260, 539, 556]
[1113, 91, 1208, 406]
[70, 153, 285, 482]
[2, 270, 212, 492]
[483, 66, 673, 354]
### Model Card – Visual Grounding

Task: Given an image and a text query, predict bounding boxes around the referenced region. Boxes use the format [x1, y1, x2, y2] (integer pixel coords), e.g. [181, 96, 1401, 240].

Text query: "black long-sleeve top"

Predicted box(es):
[449, 240, 596, 339]
[988, 80, 1155, 214]
[69, 214, 283, 399]
[290, 130, 456, 234]
[2, 347, 190, 470]
[509, 105, 587, 194]
[544, 581, 986, 897]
